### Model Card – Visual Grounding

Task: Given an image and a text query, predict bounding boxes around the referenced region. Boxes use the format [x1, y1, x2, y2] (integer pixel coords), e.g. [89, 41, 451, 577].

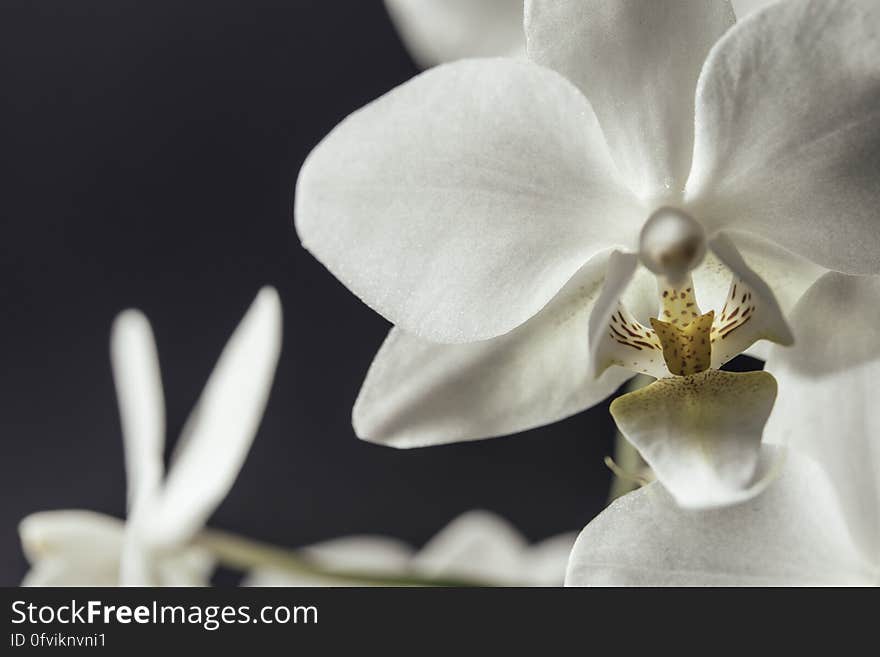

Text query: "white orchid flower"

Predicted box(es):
[384, 0, 526, 68]
[295, 0, 879, 507]
[245, 510, 575, 587]
[19, 288, 283, 586]
[566, 273, 880, 586]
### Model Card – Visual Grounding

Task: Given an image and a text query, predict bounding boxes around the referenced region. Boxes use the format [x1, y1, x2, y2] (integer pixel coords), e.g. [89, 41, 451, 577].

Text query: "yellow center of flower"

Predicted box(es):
[651, 311, 714, 376]
[647, 278, 713, 376]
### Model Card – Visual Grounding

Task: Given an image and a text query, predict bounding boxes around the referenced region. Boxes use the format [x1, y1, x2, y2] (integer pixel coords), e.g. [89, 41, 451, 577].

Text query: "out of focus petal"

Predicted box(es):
[150, 287, 282, 548]
[385, 0, 524, 67]
[764, 273, 880, 562]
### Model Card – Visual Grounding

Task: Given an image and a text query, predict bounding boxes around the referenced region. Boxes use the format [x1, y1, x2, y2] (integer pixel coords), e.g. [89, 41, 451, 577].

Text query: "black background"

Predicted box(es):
[0, 0, 621, 585]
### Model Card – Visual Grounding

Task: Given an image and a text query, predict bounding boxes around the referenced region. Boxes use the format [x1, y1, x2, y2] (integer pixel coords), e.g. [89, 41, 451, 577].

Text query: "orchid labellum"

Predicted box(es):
[566, 274, 880, 586]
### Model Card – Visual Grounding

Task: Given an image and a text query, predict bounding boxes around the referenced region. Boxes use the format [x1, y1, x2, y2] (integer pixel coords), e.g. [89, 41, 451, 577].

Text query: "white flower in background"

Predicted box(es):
[731, 0, 780, 18]
[19, 288, 283, 586]
[296, 0, 880, 507]
[384, 0, 525, 68]
[383, 0, 777, 69]
[246, 510, 575, 587]
[566, 274, 880, 586]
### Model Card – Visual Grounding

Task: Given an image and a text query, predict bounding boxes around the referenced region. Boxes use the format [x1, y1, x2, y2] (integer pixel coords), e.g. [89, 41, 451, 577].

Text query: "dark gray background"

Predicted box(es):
[0, 0, 624, 585]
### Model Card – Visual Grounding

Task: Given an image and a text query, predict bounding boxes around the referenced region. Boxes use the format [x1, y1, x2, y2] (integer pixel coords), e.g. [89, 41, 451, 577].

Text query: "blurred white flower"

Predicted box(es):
[245, 510, 575, 587]
[566, 274, 880, 586]
[296, 0, 878, 506]
[19, 288, 283, 586]
[382, 0, 773, 69]
[384, 0, 525, 68]
[731, 0, 780, 17]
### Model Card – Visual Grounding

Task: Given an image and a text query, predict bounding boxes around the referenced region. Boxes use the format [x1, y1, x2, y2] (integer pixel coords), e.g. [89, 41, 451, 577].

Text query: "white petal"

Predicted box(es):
[19, 510, 124, 563]
[411, 510, 529, 585]
[149, 287, 283, 547]
[154, 547, 215, 586]
[731, 0, 778, 19]
[110, 310, 165, 512]
[686, 0, 880, 275]
[19, 511, 124, 586]
[691, 230, 826, 331]
[566, 449, 871, 586]
[526, 0, 735, 202]
[296, 58, 642, 343]
[764, 273, 880, 562]
[118, 537, 155, 586]
[610, 369, 779, 509]
[354, 254, 647, 448]
[119, 540, 215, 587]
[588, 251, 670, 379]
[707, 233, 793, 368]
[521, 532, 578, 587]
[299, 536, 414, 574]
[384, 0, 525, 68]
[23, 559, 120, 587]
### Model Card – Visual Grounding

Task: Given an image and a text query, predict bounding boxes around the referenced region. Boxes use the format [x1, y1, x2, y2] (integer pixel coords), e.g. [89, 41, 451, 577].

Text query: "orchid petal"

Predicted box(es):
[731, 0, 778, 19]
[690, 231, 825, 342]
[299, 536, 414, 574]
[154, 548, 215, 587]
[764, 272, 880, 562]
[686, 0, 880, 275]
[526, 0, 735, 202]
[523, 532, 578, 587]
[23, 559, 120, 587]
[610, 369, 778, 509]
[411, 510, 528, 584]
[149, 287, 282, 548]
[19, 510, 124, 564]
[354, 254, 650, 448]
[110, 310, 165, 513]
[566, 449, 870, 586]
[384, 0, 524, 68]
[19, 511, 124, 586]
[706, 233, 793, 368]
[118, 537, 155, 586]
[588, 251, 669, 379]
[296, 58, 642, 343]
[119, 539, 214, 587]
